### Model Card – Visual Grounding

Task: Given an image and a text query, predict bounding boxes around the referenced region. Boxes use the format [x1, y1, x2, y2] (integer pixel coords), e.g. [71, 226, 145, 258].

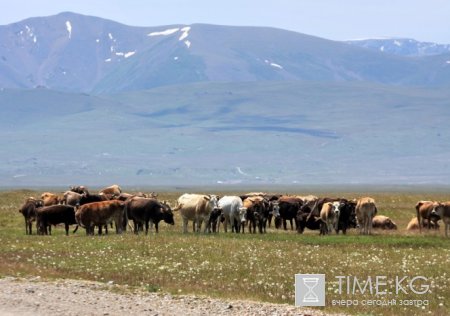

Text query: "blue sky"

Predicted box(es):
[1, 0, 450, 43]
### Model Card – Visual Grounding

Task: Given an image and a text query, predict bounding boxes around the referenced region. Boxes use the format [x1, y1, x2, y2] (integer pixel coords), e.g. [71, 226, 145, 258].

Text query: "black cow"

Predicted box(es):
[336, 200, 357, 234]
[125, 198, 174, 234]
[277, 197, 303, 230]
[296, 204, 322, 234]
[19, 198, 43, 235]
[36, 205, 77, 235]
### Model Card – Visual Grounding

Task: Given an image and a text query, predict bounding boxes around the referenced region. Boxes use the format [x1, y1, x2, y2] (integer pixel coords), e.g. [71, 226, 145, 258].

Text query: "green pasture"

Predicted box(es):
[0, 189, 449, 316]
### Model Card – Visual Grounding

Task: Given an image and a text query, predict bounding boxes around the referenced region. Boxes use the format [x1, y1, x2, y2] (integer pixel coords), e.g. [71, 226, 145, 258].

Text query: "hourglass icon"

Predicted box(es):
[302, 277, 319, 303]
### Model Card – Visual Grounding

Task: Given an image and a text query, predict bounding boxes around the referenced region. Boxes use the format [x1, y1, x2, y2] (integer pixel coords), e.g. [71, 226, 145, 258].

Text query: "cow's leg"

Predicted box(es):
[155, 222, 159, 233]
[48, 225, 52, 235]
[283, 219, 287, 230]
[182, 217, 188, 233]
[145, 221, 149, 235]
[65, 223, 69, 236]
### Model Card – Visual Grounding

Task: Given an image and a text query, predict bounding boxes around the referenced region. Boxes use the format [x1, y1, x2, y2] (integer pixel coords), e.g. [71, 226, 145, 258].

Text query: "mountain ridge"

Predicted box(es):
[1, 12, 450, 93]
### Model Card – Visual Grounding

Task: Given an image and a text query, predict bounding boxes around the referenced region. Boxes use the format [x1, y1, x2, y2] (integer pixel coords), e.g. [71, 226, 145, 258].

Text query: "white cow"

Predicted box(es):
[174, 194, 220, 233]
[218, 196, 247, 233]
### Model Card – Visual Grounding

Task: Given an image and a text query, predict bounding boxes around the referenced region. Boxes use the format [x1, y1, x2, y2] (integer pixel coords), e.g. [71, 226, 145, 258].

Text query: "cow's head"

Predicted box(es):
[271, 201, 280, 219]
[431, 203, 444, 219]
[161, 202, 175, 225]
[239, 207, 247, 223]
[387, 219, 398, 230]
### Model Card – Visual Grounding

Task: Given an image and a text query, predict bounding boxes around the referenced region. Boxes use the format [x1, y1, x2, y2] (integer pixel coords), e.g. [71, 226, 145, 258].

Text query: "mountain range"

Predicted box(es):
[1, 12, 450, 93]
[1, 12, 450, 187]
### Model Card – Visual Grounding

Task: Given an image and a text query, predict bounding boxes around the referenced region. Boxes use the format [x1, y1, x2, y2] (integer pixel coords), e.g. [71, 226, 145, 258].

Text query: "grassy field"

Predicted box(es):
[0, 189, 449, 316]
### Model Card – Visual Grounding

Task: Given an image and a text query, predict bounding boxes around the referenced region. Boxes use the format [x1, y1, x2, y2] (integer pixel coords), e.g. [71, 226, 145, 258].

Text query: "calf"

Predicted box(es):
[125, 197, 174, 234]
[431, 202, 450, 237]
[75, 200, 126, 235]
[355, 197, 377, 235]
[36, 205, 77, 235]
[19, 197, 43, 235]
[372, 215, 397, 230]
[319, 202, 340, 235]
[406, 217, 439, 230]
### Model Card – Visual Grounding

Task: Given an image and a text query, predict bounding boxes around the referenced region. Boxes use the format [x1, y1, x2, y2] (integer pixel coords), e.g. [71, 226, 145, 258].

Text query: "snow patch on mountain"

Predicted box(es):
[148, 28, 180, 36]
[179, 26, 191, 41]
[65, 21, 72, 39]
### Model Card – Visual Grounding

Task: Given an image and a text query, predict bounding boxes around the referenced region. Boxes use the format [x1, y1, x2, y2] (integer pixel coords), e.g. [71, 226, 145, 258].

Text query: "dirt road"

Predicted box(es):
[0, 277, 335, 316]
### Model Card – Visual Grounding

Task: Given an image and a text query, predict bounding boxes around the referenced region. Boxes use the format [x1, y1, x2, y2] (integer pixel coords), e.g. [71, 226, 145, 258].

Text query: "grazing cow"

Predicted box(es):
[416, 201, 440, 231]
[174, 194, 220, 233]
[41, 192, 60, 206]
[75, 200, 126, 235]
[431, 202, 450, 237]
[99, 184, 122, 199]
[218, 196, 247, 233]
[296, 211, 322, 234]
[355, 197, 377, 235]
[19, 197, 43, 235]
[36, 205, 77, 236]
[372, 215, 398, 230]
[125, 197, 174, 234]
[277, 196, 303, 230]
[319, 202, 340, 235]
[406, 217, 439, 230]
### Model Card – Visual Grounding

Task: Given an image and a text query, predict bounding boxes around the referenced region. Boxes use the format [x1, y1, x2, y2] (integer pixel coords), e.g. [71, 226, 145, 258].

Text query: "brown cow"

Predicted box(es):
[320, 201, 340, 235]
[75, 200, 126, 235]
[99, 185, 122, 199]
[406, 217, 439, 230]
[416, 201, 440, 231]
[19, 197, 43, 235]
[41, 192, 60, 206]
[431, 202, 450, 237]
[355, 197, 377, 235]
[372, 215, 397, 230]
[243, 196, 265, 233]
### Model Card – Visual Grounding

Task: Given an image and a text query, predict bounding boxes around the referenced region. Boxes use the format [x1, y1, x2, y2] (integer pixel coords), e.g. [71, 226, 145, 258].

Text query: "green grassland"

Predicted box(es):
[0, 189, 449, 316]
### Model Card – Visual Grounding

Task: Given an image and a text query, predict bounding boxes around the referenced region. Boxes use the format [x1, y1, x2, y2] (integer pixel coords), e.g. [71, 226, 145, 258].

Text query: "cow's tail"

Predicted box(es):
[415, 202, 422, 233]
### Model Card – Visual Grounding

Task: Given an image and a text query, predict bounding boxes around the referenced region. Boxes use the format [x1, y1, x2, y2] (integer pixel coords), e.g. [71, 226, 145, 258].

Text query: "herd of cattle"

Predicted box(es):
[17, 185, 450, 237]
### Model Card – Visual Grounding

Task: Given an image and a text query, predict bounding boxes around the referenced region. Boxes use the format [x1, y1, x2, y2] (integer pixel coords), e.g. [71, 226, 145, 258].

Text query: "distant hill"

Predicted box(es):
[2, 82, 450, 186]
[346, 38, 450, 56]
[1, 12, 450, 93]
